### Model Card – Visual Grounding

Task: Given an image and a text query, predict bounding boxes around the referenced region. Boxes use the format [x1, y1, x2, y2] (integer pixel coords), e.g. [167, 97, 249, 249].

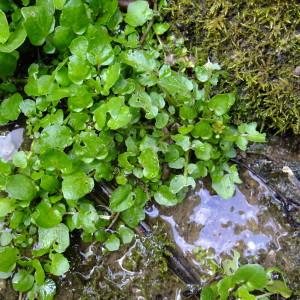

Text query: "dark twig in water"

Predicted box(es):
[232, 158, 300, 228]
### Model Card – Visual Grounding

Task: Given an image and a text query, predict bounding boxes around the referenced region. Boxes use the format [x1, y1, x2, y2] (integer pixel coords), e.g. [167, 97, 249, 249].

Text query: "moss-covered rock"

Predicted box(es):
[168, 0, 300, 134]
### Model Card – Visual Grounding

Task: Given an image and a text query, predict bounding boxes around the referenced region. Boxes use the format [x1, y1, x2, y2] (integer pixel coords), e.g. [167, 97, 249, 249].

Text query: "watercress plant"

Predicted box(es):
[0, 0, 266, 298]
[200, 251, 292, 300]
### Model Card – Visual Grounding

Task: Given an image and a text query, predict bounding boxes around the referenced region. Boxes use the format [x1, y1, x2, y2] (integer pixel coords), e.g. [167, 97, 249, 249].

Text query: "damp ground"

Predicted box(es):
[0, 127, 299, 299]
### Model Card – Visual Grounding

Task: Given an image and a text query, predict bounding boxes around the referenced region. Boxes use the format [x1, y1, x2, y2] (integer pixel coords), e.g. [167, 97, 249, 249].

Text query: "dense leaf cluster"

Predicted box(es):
[0, 0, 266, 298]
[200, 251, 292, 300]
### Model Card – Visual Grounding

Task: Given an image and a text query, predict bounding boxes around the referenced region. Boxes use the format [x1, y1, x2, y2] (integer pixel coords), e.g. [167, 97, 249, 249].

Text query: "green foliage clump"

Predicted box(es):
[0, 0, 266, 298]
[168, 0, 300, 134]
[200, 251, 292, 300]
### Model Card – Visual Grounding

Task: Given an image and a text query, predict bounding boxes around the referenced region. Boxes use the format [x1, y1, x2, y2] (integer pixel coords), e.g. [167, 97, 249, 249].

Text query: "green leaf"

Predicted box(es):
[0, 9, 9, 44]
[12, 269, 34, 292]
[125, 1, 153, 27]
[60, 0, 89, 34]
[68, 112, 89, 131]
[121, 50, 157, 73]
[266, 280, 292, 298]
[154, 185, 178, 206]
[0, 93, 23, 122]
[21, 1, 55, 46]
[105, 234, 120, 251]
[94, 97, 132, 130]
[192, 121, 213, 139]
[139, 148, 159, 179]
[129, 91, 158, 119]
[38, 279, 56, 300]
[179, 105, 197, 120]
[110, 184, 134, 212]
[40, 149, 73, 173]
[158, 72, 193, 105]
[155, 112, 169, 128]
[153, 23, 170, 35]
[169, 175, 195, 194]
[53, 25, 75, 51]
[200, 286, 217, 300]
[212, 174, 235, 200]
[33, 200, 63, 228]
[49, 253, 70, 276]
[238, 122, 266, 143]
[236, 286, 256, 300]
[0, 23, 26, 53]
[121, 205, 145, 228]
[68, 85, 93, 111]
[20, 99, 36, 117]
[54, 0, 66, 10]
[37, 125, 73, 152]
[12, 151, 27, 168]
[117, 225, 135, 244]
[0, 198, 16, 217]
[62, 172, 94, 200]
[208, 93, 235, 116]
[172, 134, 190, 151]
[86, 26, 114, 66]
[217, 276, 234, 300]
[76, 201, 99, 233]
[6, 174, 36, 202]
[233, 264, 268, 291]
[102, 62, 121, 95]
[0, 232, 12, 246]
[0, 247, 18, 273]
[195, 66, 211, 82]
[235, 136, 248, 151]
[40, 174, 59, 193]
[193, 141, 212, 161]
[68, 55, 91, 84]
[32, 259, 45, 285]
[37, 224, 70, 253]
[69, 36, 88, 58]
[0, 52, 18, 78]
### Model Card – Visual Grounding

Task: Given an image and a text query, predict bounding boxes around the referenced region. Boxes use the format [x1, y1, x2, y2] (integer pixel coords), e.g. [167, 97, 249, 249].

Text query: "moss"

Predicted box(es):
[167, 0, 300, 134]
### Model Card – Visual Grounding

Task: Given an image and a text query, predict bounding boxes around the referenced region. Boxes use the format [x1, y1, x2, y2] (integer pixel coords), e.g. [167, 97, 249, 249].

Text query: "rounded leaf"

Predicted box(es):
[62, 172, 94, 200]
[12, 270, 34, 292]
[154, 185, 178, 206]
[0, 247, 18, 273]
[110, 184, 134, 212]
[6, 174, 36, 202]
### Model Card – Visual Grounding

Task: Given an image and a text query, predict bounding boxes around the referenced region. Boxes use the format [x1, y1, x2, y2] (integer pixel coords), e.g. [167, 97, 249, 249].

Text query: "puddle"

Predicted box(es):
[0, 127, 24, 161]
[147, 167, 300, 291]
[0, 126, 299, 297]
[55, 231, 189, 300]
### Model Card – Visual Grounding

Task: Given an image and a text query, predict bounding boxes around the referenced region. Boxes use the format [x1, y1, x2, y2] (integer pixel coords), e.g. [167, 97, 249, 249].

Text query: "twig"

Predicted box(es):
[140, 0, 158, 45]
[107, 212, 120, 231]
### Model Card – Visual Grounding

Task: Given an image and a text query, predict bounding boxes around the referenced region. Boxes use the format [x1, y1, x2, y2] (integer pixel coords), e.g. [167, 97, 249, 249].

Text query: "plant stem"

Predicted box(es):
[140, 0, 158, 45]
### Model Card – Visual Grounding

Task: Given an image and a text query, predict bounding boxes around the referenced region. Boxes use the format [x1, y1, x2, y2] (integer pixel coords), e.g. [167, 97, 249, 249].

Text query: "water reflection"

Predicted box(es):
[148, 172, 289, 267]
[0, 128, 24, 161]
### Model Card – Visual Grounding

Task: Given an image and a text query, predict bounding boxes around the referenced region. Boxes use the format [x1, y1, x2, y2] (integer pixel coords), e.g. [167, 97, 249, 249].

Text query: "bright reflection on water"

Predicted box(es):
[147, 173, 289, 265]
[0, 128, 24, 161]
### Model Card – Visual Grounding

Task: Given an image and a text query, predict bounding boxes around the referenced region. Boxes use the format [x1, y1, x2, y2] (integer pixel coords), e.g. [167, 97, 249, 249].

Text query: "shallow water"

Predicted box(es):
[146, 137, 300, 291]
[0, 126, 299, 298]
[147, 171, 289, 264]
